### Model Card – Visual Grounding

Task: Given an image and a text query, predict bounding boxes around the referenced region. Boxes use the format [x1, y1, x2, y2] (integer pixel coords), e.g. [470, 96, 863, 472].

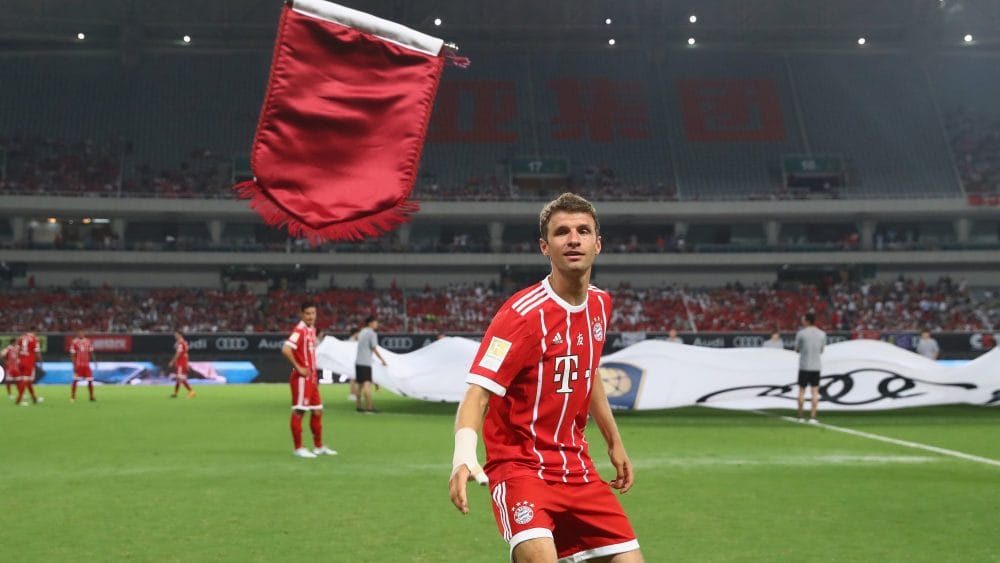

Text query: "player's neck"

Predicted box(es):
[548, 270, 590, 306]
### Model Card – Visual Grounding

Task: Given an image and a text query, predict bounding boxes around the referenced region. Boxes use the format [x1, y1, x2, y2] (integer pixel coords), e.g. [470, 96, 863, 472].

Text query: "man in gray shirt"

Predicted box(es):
[794, 313, 826, 423]
[762, 329, 784, 349]
[355, 316, 387, 413]
[915, 329, 940, 360]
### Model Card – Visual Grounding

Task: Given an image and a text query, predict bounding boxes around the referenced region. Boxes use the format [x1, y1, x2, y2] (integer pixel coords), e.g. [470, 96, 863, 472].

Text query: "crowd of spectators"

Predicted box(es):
[1, 277, 996, 335]
[0, 287, 261, 333]
[1, 136, 233, 198]
[0, 136, 121, 195]
[6, 120, 1000, 202]
[828, 276, 990, 332]
[1, 136, 690, 202]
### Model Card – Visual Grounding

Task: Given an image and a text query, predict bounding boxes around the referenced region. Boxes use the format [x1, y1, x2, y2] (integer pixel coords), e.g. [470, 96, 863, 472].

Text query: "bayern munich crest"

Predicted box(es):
[593, 320, 604, 342]
[512, 501, 535, 525]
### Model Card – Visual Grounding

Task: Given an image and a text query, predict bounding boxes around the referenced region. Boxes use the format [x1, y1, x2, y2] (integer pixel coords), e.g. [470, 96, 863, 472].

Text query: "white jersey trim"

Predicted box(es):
[532, 308, 548, 479]
[291, 405, 323, 411]
[492, 481, 512, 541]
[511, 285, 546, 312]
[558, 539, 640, 563]
[515, 292, 550, 316]
[542, 277, 587, 313]
[467, 374, 506, 397]
[509, 528, 554, 553]
[552, 313, 573, 482]
[283, 341, 299, 350]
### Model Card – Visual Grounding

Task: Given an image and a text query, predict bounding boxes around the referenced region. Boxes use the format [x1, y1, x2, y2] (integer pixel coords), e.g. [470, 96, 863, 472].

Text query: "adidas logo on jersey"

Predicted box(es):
[552, 333, 563, 345]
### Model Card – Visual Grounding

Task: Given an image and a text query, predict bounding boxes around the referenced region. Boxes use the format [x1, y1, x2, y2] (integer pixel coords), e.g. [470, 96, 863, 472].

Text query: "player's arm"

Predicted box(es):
[281, 343, 309, 376]
[590, 375, 635, 494]
[449, 384, 491, 514]
[372, 345, 387, 366]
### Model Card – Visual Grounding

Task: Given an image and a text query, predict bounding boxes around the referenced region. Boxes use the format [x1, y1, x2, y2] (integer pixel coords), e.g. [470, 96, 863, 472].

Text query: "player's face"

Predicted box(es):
[301, 306, 317, 327]
[540, 211, 601, 274]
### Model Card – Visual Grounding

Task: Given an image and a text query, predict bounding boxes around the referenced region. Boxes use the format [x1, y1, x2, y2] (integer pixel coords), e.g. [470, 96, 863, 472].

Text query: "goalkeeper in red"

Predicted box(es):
[449, 193, 642, 562]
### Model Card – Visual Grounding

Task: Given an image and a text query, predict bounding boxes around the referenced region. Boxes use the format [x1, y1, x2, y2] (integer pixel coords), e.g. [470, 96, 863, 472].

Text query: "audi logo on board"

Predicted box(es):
[732, 335, 765, 348]
[379, 336, 414, 351]
[214, 337, 250, 351]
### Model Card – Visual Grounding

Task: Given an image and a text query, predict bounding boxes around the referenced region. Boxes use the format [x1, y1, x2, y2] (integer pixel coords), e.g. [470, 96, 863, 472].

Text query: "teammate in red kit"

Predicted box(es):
[69, 330, 97, 402]
[15, 329, 44, 406]
[282, 301, 337, 458]
[449, 193, 642, 562]
[3, 340, 20, 400]
[168, 331, 196, 399]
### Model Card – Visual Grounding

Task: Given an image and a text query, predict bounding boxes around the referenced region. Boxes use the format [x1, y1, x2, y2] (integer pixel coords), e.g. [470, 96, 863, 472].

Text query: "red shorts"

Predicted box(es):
[490, 476, 638, 561]
[15, 366, 35, 382]
[175, 364, 188, 379]
[74, 366, 93, 380]
[289, 374, 322, 410]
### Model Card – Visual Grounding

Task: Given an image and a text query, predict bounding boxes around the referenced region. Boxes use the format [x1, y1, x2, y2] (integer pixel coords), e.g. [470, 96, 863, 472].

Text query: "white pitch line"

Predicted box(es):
[751, 410, 1000, 469]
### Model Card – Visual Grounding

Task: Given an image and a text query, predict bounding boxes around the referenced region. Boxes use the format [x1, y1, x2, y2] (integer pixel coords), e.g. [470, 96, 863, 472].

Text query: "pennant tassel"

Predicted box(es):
[234, 180, 419, 244]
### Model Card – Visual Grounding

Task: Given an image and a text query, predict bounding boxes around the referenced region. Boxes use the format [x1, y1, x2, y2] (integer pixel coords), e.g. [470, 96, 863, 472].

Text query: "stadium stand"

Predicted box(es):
[3, 50, 994, 201]
[788, 53, 961, 198]
[1, 277, 996, 334]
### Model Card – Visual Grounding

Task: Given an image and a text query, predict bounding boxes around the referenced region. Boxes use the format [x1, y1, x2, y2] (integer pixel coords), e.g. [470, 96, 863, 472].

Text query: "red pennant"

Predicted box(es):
[235, 0, 448, 242]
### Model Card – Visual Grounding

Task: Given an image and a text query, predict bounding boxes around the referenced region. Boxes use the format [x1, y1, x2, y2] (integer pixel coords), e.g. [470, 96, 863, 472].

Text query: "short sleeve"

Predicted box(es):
[467, 307, 537, 396]
[285, 330, 301, 349]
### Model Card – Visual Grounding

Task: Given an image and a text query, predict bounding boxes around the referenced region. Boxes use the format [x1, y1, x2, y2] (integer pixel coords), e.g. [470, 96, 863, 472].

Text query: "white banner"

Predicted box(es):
[316, 337, 1000, 411]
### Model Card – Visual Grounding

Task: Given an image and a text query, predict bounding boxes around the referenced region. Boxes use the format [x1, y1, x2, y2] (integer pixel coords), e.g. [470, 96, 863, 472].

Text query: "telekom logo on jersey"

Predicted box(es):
[553, 354, 591, 394]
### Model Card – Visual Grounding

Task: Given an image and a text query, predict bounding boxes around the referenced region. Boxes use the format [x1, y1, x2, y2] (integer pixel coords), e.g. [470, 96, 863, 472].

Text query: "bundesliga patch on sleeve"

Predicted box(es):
[478, 337, 512, 372]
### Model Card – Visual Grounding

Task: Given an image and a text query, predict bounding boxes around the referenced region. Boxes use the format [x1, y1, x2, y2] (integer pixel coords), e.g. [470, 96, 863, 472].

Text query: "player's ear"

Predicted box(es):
[595, 234, 602, 255]
[539, 237, 550, 257]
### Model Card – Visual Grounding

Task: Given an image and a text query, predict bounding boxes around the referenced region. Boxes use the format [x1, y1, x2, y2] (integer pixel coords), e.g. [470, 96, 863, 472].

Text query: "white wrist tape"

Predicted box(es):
[452, 427, 489, 485]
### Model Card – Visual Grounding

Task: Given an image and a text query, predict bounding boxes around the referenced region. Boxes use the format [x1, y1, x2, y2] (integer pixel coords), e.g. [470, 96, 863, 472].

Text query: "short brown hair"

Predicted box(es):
[538, 192, 600, 240]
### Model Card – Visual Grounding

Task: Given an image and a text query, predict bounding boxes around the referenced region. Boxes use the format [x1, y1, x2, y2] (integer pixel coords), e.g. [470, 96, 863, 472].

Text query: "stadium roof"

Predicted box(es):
[0, 0, 999, 52]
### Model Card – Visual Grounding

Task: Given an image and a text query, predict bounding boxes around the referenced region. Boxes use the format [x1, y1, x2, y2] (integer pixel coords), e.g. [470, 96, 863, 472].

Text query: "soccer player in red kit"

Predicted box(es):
[15, 329, 44, 406]
[282, 301, 337, 458]
[3, 341, 20, 400]
[168, 331, 196, 398]
[449, 193, 643, 563]
[69, 330, 97, 402]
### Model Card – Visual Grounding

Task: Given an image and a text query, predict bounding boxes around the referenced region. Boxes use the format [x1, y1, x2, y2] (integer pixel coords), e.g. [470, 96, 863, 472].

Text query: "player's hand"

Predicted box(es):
[381, 360, 387, 367]
[449, 465, 471, 514]
[608, 444, 634, 494]
[296, 365, 310, 377]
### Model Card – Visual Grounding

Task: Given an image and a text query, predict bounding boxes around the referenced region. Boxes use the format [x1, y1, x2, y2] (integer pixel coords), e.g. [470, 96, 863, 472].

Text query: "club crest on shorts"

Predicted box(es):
[512, 501, 535, 525]
[592, 320, 604, 342]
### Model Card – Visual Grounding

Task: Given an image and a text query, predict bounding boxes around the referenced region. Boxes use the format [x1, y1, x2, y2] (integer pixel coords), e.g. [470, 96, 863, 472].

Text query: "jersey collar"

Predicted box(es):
[542, 276, 587, 313]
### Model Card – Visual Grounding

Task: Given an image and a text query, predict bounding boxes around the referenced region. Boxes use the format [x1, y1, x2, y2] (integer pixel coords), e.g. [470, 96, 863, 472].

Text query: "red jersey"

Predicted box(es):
[3, 343, 20, 377]
[17, 333, 40, 372]
[468, 277, 612, 486]
[70, 337, 94, 370]
[174, 339, 189, 371]
[285, 321, 317, 376]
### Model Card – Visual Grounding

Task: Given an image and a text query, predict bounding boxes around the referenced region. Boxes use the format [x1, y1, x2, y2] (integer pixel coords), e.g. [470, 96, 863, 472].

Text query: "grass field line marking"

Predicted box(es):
[622, 454, 938, 468]
[750, 410, 1000, 468]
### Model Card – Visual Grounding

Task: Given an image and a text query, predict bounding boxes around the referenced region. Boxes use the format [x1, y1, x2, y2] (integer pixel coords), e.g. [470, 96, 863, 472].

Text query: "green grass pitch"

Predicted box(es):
[2, 385, 998, 562]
